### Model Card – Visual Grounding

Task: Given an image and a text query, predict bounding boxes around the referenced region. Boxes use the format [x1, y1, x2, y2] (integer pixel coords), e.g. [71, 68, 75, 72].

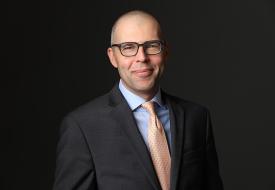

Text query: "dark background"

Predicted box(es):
[3, 0, 275, 189]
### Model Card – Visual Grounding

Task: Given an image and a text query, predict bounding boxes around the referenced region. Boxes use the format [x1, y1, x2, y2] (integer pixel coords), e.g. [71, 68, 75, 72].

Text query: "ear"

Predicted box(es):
[107, 47, 118, 68]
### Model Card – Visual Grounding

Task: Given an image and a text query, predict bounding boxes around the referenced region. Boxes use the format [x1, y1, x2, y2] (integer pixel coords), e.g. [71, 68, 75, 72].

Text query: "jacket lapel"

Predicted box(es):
[108, 85, 161, 190]
[164, 93, 185, 190]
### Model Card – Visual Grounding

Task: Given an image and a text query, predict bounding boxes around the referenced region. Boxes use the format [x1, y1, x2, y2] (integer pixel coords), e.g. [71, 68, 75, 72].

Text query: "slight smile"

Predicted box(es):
[132, 69, 154, 78]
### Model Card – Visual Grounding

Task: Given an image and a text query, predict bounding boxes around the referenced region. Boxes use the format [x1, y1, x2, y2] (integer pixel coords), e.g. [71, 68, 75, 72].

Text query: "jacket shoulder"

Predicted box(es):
[164, 92, 210, 114]
[65, 92, 111, 121]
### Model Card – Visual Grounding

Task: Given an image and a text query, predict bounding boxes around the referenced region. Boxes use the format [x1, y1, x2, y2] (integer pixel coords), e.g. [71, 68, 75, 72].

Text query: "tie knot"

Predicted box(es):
[142, 101, 156, 115]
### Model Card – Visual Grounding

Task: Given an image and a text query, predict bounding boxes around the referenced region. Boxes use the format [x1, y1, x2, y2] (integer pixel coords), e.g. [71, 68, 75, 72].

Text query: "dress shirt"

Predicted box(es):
[118, 80, 171, 149]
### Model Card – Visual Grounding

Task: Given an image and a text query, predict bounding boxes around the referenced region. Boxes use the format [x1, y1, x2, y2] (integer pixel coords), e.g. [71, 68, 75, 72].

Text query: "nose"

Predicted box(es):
[135, 46, 147, 62]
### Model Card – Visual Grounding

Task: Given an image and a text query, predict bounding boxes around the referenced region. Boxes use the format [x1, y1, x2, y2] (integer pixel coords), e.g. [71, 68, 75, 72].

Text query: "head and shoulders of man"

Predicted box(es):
[68, 10, 207, 118]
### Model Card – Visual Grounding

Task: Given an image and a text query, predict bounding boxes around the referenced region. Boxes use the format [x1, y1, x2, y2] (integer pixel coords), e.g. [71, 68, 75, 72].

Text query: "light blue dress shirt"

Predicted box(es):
[119, 80, 171, 149]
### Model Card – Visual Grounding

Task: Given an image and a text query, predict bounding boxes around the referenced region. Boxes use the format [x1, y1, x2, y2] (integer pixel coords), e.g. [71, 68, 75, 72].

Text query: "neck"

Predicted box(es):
[121, 81, 159, 101]
[138, 88, 159, 101]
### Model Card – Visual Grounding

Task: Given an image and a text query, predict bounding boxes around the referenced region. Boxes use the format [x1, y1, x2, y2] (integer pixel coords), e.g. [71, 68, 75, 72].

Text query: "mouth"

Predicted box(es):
[132, 68, 154, 78]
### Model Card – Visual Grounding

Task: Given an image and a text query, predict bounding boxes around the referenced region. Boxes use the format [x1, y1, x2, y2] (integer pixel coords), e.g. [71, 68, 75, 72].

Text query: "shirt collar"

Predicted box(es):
[118, 80, 164, 111]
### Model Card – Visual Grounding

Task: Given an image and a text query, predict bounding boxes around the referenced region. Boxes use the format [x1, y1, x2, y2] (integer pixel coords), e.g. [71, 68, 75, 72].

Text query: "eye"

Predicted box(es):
[121, 43, 136, 50]
[146, 42, 160, 48]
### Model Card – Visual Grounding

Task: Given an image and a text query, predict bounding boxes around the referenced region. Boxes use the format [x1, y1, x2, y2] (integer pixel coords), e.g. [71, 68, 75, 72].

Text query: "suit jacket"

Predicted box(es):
[53, 84, 223, 190]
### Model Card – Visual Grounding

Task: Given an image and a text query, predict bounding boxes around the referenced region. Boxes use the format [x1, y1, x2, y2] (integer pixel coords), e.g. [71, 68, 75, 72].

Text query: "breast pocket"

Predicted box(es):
[182, 147, 205, 165]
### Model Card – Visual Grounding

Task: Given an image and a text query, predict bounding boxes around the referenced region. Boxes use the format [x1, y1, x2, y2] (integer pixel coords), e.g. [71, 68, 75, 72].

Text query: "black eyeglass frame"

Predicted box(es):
[111, 40, 166, 57]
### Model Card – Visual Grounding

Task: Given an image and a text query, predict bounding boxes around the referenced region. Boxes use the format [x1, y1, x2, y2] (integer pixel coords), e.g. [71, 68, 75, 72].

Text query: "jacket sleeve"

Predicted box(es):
[53, 115, 97, 190]
[205, 110, 224, 190]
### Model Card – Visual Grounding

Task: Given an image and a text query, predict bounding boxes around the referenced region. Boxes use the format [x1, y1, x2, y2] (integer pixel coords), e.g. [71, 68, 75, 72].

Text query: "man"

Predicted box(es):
[53, 10, 224, 190]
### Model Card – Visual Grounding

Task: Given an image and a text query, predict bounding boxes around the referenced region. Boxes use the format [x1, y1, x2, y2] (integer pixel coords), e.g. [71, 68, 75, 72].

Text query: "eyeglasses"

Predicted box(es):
[111, 40, 165, 57]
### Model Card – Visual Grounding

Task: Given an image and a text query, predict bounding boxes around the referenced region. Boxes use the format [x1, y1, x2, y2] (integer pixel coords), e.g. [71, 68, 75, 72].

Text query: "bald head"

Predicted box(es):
[110, 10, 163, 45]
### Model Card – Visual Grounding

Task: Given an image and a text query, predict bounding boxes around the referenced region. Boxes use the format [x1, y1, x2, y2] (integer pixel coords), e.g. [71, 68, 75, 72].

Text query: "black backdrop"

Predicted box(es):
[4, 0, 275, 189]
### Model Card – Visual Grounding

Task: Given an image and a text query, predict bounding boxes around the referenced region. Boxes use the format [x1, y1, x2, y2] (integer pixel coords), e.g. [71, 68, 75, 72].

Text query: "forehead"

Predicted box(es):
[113, 16, 160, 43]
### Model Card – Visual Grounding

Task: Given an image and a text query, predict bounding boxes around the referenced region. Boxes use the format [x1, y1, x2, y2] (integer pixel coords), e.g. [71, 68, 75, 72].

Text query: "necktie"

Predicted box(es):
[142, 101, 171, 190]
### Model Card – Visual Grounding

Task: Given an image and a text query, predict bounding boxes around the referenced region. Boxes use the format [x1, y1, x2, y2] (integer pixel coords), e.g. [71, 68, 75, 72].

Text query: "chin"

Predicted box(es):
[135, 84, 157, 93]
[135, 81, 154, 89]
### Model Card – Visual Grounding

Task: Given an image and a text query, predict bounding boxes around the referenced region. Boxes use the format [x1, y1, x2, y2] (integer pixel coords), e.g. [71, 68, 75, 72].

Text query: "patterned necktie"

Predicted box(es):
[142, 101, 171, 190]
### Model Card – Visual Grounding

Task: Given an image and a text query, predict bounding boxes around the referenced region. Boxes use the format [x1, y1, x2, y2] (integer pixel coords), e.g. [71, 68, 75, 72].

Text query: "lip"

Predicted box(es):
[132, 68, 153, 78]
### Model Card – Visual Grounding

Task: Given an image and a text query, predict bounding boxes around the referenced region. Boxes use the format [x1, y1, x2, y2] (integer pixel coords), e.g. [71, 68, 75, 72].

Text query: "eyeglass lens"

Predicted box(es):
[120, 41, 162, 56]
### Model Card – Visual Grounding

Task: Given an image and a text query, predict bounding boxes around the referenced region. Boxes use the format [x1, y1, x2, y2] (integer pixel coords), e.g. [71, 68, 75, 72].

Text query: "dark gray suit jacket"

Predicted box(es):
[53, 84, 223, 190]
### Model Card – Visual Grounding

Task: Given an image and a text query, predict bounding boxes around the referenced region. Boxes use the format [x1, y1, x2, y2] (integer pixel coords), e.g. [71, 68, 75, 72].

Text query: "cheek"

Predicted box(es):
[116, 57, 134, 70]
[152, 57, 165, 69]
[125, 60, 134, 70]
[117, 61, 134, 76]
